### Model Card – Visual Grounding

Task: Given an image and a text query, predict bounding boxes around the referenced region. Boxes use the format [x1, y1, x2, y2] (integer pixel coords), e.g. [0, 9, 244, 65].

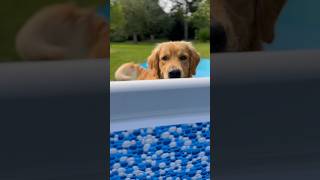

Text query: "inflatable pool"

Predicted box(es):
[110, 78, 210, 179]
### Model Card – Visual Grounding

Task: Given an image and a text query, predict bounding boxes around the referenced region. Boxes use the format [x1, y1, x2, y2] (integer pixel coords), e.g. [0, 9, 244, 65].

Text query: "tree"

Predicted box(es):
[110, 1, 126, 33]
[166, 9, 185, 40]
[119, 0, 147, 43]
[144, 0, 172, 41]
[110, 1, 128, 42]
[161, 0, 202, 40]
[191, 0, 209, 28]
[191, 0, 210, 41]
[118, 0, 172, 42]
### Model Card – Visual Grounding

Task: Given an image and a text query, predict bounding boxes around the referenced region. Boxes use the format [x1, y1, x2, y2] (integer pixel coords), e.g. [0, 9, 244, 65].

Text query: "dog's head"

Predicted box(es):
[212, 0, 287, 52]
[147, 41, 200, 79]
[71, 5, 108, 58]
[88, 14, 109, 58]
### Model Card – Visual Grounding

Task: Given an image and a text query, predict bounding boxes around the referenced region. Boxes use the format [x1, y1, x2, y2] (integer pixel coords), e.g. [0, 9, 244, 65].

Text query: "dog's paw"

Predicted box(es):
[115, 63, 139, 81]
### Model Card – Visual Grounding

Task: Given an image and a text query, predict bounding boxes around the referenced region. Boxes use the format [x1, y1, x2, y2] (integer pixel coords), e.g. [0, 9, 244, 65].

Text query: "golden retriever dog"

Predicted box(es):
[15, 2, 108, 60]
[115, 41, 200, 80]
[212, 0, 287, 52]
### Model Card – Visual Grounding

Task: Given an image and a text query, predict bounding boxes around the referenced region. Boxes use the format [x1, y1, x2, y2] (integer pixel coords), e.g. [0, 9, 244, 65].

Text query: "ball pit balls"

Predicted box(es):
[110, 122, 210, 179]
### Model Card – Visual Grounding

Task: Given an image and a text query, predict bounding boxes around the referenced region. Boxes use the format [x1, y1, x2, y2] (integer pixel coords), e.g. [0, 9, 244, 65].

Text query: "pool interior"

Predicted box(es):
[140, 59, 210, 78]
[110, 121, 210, 179]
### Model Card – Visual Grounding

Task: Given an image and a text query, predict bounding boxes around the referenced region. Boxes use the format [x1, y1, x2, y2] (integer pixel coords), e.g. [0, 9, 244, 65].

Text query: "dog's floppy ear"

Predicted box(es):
[147, 45, 160, 78]
[185, 42, 200, 76]
[256, 0, 287, 43]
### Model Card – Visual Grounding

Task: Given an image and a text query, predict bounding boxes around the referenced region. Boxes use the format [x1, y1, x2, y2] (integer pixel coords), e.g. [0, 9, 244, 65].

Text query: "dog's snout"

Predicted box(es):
[212, 23, 227, 52]
[168, 69, 181, 78]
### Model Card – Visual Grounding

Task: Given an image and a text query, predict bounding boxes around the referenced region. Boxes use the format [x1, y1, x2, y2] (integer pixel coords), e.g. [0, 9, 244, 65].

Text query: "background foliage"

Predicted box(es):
[110, 0, 210, 43]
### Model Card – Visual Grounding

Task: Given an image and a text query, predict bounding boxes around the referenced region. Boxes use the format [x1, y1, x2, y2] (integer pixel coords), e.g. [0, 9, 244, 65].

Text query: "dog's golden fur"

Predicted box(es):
[212, 0, 287, 51]
[115, 41, 200, 81]
[115, 63, 158, 80]
[15, 3, 108, 60]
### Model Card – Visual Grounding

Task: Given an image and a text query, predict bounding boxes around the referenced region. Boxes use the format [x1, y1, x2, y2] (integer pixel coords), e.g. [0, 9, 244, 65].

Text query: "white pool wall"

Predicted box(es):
[110, 78, 210, 132]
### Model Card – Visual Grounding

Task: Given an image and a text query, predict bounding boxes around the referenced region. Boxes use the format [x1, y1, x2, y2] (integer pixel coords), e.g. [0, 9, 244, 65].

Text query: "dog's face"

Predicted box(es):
[212, 0, 287, 52]
[147, 41, 200, 79]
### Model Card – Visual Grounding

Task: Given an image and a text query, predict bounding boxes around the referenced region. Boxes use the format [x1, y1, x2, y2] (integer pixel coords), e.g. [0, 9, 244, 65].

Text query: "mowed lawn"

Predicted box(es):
[110, 41, 210, 80]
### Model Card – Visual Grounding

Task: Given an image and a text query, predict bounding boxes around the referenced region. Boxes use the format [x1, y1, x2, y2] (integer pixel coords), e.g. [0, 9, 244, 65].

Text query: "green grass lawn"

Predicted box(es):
[110, 41, 210, 80]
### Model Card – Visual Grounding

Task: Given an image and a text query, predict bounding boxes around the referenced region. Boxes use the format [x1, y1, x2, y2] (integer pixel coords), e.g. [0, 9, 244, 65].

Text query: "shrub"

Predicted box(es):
[110, 29, 128, 42]
[196, 28, 210, 42]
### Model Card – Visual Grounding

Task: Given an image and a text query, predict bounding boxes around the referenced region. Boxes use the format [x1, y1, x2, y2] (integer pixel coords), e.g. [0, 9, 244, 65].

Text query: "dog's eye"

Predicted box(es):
[179, 55, 187, 60]
[161, 56, 169, 61]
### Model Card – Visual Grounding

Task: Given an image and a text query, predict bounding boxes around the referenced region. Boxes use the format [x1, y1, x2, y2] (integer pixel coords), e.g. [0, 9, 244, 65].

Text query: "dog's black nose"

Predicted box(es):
[211, 23, 227, 52]
[168, 70, 181, 78]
